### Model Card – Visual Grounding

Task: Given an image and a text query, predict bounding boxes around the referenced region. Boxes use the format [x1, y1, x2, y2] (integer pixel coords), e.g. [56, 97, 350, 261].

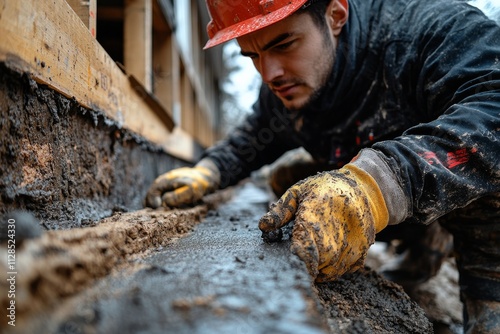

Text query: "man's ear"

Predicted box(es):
[327, 0, 349, 36]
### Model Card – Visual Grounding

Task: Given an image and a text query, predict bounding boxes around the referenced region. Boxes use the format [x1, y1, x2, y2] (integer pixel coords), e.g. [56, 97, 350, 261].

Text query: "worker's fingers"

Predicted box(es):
[259, 187, 300, 233]
[161, 182, 206, 207]
[145, 174, 187, 208]
[145, 167, 215, 208]
[290, 220, 320, 279]
[162, 186, 197, 207]
[145, 192, 162, 209]
[162, 176, 208, 193]
[145, 176, 176, 208]
[166, 171, 213, 190]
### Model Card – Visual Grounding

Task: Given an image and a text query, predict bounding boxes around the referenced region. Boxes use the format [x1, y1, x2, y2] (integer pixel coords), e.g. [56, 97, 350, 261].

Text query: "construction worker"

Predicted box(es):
[145, 0, 500, 332]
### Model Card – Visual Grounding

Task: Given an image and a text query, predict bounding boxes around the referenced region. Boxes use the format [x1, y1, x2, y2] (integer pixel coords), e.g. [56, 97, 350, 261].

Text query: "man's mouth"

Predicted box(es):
[273, 84, 298, 98]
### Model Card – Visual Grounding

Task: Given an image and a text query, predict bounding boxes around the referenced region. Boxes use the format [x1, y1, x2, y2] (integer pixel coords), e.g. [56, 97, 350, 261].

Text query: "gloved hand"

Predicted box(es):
[145, 159, 220, 209]
[259, 164, 389, 282]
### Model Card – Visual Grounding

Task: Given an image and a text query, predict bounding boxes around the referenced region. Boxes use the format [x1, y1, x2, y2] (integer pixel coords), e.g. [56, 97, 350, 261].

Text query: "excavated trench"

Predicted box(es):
[2, 183, 432, 334]
[0, 62, 198, 230]
[0, 63, 446, 333]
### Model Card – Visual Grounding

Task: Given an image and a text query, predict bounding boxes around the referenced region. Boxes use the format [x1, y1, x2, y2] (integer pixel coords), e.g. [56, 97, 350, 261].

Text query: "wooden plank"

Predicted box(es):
[181, 71, 195, 135]
[124, 0, 153, 92]
[152, 0, 175, 116]
[153, 31, 174, 115]
[0, 0, 190, 160]
[66, 0, 97, 38]
[171, 47, 182, 125]
[162, 127, 197, 161]
[129, 74, 174, 130]
[153, 0, 174, 32]
[89, 0, 97, 38]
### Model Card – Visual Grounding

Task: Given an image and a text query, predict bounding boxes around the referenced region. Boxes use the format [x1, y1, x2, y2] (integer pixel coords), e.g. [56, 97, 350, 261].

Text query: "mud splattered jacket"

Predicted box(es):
[203, 0, 500, 225]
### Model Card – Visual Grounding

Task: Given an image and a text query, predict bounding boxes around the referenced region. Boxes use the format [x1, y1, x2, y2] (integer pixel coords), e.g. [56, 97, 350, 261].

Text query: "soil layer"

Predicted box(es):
[3, 183, 431, 333]
[0, 62, 201, 229]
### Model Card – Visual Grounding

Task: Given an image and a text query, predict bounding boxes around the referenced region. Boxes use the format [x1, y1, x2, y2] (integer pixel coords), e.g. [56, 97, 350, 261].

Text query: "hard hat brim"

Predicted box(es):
[203, 1, 307, 49]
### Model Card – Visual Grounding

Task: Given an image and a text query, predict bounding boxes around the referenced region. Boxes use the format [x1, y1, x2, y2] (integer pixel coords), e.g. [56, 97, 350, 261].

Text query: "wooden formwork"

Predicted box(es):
[0, 0, 223, 161]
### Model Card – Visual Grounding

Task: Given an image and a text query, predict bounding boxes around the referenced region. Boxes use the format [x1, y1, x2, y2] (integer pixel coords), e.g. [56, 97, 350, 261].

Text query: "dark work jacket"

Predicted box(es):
[202, 0, 500, 225]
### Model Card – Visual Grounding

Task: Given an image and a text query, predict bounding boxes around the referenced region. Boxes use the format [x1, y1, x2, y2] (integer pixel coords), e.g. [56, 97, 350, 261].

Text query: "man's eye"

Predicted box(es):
[276, 41, 294, 50]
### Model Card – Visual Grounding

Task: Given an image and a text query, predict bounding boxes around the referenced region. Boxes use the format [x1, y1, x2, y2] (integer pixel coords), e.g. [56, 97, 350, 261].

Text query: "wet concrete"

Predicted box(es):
[6, 183, 432, 334]
[0, 206, 212, 329]
[9, 183, 327, 333]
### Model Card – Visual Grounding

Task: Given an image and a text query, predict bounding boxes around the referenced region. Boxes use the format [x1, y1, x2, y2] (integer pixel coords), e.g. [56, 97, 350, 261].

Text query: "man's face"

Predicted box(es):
[237, 11, 337, 111]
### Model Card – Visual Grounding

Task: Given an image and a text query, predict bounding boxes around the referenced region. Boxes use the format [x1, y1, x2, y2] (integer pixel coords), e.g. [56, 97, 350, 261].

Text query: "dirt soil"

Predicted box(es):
[316, 269, 433, 333]
[0, 62, 199, 229]
[2, 183, 433, 334]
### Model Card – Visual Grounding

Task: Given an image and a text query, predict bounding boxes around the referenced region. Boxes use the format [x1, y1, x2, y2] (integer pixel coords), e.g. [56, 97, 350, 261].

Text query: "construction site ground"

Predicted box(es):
[1, 180, 466, 334]
[0, 64, 463, 333]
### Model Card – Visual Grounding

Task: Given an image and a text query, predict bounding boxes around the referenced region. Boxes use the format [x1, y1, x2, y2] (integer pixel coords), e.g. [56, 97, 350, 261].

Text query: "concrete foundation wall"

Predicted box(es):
[0, 63, 202, 229]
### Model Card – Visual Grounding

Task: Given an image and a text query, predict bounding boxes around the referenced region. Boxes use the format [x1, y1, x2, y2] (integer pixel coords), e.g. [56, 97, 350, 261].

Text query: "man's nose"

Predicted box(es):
[259, 55, 284, 84]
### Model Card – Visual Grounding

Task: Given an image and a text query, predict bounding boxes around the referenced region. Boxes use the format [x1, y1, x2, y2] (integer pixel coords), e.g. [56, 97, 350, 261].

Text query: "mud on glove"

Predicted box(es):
[145, 159, 220, 209]
[259, 160, 392, 282]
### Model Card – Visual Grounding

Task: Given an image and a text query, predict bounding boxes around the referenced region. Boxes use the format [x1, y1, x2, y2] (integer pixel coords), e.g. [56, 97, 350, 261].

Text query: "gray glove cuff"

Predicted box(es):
[351, 149, 409, 225]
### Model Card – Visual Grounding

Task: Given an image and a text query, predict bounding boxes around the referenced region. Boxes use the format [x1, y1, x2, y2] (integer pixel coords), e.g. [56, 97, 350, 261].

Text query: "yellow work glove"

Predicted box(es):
[145, 159, 220, 209]
[259, 164, 389, 282]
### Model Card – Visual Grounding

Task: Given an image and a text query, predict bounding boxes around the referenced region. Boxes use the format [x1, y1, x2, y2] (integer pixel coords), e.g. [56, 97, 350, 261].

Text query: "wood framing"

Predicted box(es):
[0, 0, 224, 161]
[124, 0, 153, 91]
[152, 0, 176, 120]
[0, 0, 199, 160]
[67, 0, 97, 38]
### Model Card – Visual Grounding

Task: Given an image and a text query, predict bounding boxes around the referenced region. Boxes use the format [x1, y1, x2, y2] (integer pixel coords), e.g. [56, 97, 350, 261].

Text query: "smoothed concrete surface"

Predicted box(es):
[92, 183, 326, 333]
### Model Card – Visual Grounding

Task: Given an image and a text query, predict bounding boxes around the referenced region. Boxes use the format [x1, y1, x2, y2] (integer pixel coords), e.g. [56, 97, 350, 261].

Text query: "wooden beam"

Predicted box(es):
[153, 32, 174, 114]
[129, 74, 175, 130]
[181, 71, 195, 135]
[172, 47, 182, 125]
[124, 0, 153, 92]
[153, 0, 174, 32]
[0, 0, 193, 160]
[66, 0, 97, 38]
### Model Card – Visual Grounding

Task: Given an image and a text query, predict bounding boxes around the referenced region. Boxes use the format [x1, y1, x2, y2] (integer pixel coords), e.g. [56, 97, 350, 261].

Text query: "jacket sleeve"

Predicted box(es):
[201, 86, 300, 188]
[356, 2, 500, 225]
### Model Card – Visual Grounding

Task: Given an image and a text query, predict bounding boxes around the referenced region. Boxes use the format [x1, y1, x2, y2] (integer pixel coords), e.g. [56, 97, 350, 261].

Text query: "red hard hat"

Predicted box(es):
[204, 0, 309, 49]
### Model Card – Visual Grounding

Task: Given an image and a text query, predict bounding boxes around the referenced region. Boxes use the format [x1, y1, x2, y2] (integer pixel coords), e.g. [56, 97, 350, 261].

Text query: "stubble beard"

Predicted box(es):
[287, 36, 335, 113]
